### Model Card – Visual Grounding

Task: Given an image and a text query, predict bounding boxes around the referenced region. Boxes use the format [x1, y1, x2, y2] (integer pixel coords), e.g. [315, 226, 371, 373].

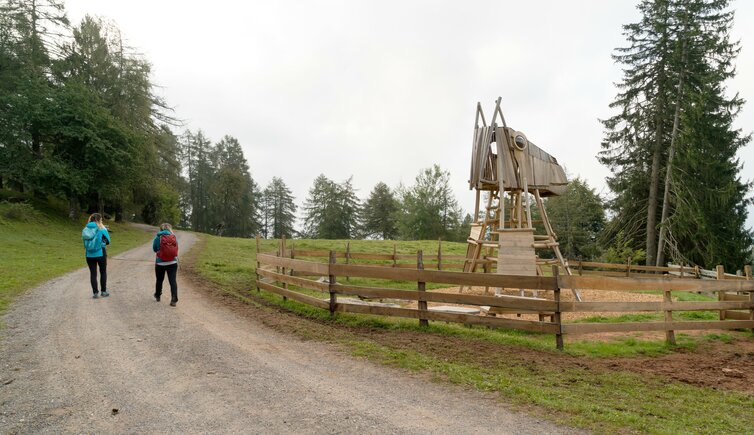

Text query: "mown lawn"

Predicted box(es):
[193, 232, 754, 434]
[0, 201, 152, 316]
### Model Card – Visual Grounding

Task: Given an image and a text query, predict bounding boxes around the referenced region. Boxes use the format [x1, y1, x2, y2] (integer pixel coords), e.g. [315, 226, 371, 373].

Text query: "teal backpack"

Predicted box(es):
[82, 226, 103, 253]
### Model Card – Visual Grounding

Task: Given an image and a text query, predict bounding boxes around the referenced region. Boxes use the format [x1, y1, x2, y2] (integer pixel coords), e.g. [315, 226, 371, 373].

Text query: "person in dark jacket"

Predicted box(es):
[152, 223, 179, 306]
[82, 213, 111, 298]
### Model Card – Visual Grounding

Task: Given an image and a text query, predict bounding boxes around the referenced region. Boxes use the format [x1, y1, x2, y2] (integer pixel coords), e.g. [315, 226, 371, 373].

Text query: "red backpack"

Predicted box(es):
[157, 234, 179, 261]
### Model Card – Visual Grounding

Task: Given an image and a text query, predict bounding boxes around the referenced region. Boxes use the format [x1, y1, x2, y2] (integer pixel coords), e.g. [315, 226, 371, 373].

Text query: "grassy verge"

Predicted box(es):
[0, 201, 152, 315]
[192, 233, 754, 433]
[347, 340, 754, 434]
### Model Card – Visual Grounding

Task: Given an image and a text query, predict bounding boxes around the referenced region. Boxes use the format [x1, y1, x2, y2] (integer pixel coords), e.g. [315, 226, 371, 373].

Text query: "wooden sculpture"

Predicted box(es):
[464, 97, 581, 301]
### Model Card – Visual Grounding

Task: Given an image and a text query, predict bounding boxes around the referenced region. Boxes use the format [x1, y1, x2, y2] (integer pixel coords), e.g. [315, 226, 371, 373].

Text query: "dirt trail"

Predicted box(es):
[1, 230, 579, 434]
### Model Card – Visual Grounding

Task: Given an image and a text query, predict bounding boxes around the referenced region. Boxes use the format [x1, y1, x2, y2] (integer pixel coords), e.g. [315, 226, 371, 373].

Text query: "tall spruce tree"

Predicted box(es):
[600, 0, 751, 268]
[302, 174, 360, 239]
[360, 182, 399, 239]
[210, 135, 261, 237]
[262, 177, 297, 239]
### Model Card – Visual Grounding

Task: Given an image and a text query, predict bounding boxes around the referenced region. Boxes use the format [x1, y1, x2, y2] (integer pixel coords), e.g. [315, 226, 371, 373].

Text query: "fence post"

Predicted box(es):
[663, 288, 676, 345]
[279, 238, 287, 301]
[392, 244, 397, 268]
[552, 266, 563, 350]
[437, 238, 442, 271]
[290, 243, 295, 278]
[329, 250, 337, 317]
[626, 256, 632, 277]
[418, 250, 428, 327]
[255, 235, 261, 293]
[717, 265, 726, 320]
[746, 265, 754, 333]
[345, 242, 351, 282]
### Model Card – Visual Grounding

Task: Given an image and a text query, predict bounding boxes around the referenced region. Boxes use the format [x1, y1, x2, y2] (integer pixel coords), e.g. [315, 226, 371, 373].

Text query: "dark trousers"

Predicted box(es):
[86, 255, 107, 294]
[155, 263, 178, 302]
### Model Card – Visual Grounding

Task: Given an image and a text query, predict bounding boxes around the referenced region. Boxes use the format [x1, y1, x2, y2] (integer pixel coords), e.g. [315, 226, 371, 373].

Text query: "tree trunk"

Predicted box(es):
[68, 196, 79, 220]
[647, 107, 664, 267]
[97, 193, 104, 215]
[656, 39, 688, 267]
[646, 25, 670, 267]
[114, 202, 124, 222]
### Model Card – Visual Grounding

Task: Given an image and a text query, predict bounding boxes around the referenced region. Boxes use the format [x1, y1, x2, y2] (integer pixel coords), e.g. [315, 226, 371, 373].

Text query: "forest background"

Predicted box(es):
[1, 0, 752, 270]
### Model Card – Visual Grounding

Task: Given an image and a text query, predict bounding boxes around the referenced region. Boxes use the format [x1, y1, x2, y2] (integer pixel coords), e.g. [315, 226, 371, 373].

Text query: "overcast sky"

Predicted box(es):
[65, 0, 754, 231]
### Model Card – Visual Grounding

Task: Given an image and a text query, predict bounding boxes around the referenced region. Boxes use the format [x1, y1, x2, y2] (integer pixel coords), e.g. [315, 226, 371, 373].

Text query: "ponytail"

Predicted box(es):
[88, 213, 105, 229]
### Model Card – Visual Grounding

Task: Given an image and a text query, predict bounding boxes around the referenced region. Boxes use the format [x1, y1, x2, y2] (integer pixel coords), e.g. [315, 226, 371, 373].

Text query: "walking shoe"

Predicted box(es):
[101, 291, 110, 297]
[92, 292, 99, 299]
[169, 300, 177, 307]
[154, 294, 160, 302]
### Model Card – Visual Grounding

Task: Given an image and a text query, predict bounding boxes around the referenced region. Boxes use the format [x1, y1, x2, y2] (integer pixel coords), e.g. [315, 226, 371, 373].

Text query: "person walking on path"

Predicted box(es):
[153, 223, 179, 306]
[82, 213, 111, 298]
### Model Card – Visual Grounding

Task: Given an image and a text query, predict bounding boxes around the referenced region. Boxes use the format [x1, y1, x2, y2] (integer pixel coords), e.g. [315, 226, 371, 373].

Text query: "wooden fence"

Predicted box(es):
[271, 239, 743, 281]
[255, 246, 754, 350]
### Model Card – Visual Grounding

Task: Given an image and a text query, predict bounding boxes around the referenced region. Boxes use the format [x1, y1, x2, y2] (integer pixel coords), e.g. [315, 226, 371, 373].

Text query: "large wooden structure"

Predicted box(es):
[465, 97, 580, 300]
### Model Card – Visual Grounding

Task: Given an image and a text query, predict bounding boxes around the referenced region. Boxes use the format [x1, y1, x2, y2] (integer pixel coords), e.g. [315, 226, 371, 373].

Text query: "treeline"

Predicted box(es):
[0, 0, 180, 222]
[181, 140, 473, 241]
[1, 0, 750, 268]
[0, 1, 475, 242]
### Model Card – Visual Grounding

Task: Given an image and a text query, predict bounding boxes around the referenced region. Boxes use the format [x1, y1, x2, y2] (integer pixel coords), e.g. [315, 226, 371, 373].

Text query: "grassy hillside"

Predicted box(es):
[191, 233, 754, 434]
[0, 199, 152, 315]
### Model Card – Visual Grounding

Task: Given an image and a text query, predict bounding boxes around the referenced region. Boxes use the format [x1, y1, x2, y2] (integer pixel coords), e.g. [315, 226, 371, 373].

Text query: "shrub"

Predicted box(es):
[0, 201, 42, 222]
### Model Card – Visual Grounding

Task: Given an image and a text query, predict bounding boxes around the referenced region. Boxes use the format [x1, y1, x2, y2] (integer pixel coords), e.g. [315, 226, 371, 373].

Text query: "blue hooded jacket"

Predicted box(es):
[82, 222, 110, 258]
[152, 230, 178, 265]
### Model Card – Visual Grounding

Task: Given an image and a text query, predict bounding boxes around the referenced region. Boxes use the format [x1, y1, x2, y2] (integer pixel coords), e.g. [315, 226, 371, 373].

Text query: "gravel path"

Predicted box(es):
[1, 230, 579, 434]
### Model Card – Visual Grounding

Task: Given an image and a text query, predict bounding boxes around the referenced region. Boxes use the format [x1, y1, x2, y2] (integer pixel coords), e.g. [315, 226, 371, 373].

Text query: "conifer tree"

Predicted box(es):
[360, 182, 399, 240]
[600, 0, 751, 267]
[302, 175, 360, 239]
[262, 177, 297, 239]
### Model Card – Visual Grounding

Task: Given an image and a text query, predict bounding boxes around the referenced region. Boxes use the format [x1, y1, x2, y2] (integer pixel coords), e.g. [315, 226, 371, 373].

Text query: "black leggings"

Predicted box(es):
[86, 255, 107, 294]
[155, 263, 178, 301]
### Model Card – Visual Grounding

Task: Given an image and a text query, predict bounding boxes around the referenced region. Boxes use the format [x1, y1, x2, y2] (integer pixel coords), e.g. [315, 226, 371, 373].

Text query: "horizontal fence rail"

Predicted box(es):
[255, 244, 754, 350]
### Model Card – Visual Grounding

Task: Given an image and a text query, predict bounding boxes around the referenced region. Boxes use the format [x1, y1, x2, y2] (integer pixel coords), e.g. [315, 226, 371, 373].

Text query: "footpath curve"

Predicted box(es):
[0, 230, 579, 433]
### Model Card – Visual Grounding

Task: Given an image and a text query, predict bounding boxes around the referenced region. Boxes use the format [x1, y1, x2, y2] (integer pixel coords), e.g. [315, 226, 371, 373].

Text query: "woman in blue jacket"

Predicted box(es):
[82, 213, 111, 298]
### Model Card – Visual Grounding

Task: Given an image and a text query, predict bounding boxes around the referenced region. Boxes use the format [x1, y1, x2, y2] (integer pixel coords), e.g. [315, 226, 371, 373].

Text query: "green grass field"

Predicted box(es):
[0, 200, 152, 316]
[192, 232, 754, 434]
